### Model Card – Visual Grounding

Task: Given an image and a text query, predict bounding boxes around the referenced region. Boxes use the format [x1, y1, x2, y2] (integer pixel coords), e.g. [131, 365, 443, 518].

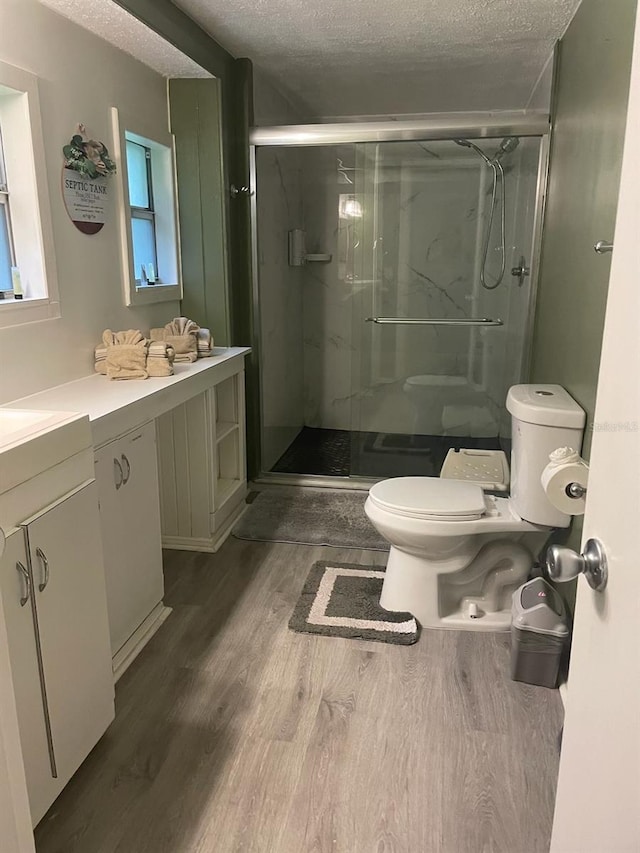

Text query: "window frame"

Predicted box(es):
[0, 61, 59, 328]
[126, 139, 160, 284]
[0, 126, 17, 289]
[111, 107, 182, 307]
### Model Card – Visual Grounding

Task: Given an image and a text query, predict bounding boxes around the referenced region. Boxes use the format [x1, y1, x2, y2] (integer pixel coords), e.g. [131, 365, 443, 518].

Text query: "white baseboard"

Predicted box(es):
[162, 535, 216, 552]
[161, 501, 248, 554]
[211, 501, 248, 552]
[112, 603, 172, 683]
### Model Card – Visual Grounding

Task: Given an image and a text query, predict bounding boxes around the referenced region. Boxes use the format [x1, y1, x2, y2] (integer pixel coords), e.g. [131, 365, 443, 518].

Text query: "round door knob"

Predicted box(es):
[545, 539, 608, 592]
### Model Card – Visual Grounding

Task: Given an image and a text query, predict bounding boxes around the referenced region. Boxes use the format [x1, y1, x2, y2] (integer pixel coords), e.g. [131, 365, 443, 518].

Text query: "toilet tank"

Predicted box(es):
[507, 384, 586, 527]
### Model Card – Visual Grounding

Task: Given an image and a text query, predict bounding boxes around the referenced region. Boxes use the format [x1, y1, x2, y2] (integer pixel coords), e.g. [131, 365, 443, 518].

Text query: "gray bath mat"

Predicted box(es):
[289, 561, 419, 645]
[232, 488, 390, 551]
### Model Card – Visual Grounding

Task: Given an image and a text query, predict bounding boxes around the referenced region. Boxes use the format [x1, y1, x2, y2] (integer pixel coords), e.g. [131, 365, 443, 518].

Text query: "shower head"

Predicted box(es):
[453, 138, 492, 166]
[493, 136, 519, 161]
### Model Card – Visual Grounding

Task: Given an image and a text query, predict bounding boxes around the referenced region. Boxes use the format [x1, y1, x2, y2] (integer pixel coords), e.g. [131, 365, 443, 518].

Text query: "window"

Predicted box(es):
[111, 107, 182, 307]
[0, 127, 15, 296]
[126, 140, 158, 284]
[0, 61, 59, 327]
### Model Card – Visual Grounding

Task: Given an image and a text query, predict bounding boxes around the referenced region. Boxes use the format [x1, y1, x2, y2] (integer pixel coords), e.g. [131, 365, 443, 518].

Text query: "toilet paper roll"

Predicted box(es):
[541, 448, 589, 515]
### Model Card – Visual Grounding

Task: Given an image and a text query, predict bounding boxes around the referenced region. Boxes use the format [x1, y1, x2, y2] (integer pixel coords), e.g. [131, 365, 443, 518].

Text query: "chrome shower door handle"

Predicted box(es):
[16, 561, 31, 606]
[36, 547, 50, 592]
[366, 317, 504, 326]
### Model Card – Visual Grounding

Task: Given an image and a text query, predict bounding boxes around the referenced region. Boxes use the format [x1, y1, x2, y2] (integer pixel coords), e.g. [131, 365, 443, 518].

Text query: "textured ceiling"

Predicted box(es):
[39, 0, 211, 78]
[173, 0, 581, 116]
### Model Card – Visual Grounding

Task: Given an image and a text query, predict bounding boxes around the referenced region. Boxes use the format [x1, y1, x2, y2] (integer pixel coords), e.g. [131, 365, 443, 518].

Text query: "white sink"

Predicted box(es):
[0, 408, 92, 494]
[0, 409, 75, 448]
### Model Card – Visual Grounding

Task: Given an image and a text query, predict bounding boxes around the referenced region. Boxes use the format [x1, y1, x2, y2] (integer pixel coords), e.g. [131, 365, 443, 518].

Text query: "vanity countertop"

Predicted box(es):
[4, 347, 250, 448]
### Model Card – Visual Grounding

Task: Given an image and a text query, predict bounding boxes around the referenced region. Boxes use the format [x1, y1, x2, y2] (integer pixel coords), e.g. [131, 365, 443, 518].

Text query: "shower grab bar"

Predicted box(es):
[366, 317, 504, 326]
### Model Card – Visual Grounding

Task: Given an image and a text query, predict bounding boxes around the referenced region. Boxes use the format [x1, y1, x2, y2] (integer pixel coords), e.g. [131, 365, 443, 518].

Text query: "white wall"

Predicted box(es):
[0, 0, 181, 404]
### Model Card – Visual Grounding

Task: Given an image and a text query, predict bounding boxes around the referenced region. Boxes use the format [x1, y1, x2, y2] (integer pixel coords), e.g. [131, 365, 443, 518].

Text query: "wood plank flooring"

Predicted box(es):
[35, 538, 563, 853]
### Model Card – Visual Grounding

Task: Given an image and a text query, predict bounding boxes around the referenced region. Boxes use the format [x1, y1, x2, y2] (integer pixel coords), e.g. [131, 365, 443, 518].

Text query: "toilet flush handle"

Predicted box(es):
[545, 538, 608, 592]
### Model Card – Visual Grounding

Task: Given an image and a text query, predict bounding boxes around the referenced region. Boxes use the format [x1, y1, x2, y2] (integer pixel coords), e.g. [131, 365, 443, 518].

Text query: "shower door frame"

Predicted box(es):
[249, 112, 551, 487]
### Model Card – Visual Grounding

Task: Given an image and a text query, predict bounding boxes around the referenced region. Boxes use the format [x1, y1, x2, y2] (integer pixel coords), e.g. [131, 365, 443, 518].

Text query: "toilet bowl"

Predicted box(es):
[365, 384, 586, 631]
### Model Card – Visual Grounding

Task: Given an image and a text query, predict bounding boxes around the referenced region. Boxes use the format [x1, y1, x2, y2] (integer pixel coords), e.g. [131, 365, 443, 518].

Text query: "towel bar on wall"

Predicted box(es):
[365, 317, 504, 326]
[593, 240, 614, 254]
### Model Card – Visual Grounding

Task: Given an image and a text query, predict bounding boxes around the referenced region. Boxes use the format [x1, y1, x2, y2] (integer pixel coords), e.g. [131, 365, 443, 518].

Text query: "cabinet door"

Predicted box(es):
[26, 483, 114, 791]
[0, 528, 57, 826]
[95, 422, 164, 655]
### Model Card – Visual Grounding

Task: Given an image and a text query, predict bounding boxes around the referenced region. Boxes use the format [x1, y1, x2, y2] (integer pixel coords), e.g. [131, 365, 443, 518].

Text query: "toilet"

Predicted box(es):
[365, 384, 586, 631]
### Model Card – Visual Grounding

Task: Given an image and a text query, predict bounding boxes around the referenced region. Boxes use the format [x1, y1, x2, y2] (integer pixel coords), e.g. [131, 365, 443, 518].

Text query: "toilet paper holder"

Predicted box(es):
[566, 481, 587, 499]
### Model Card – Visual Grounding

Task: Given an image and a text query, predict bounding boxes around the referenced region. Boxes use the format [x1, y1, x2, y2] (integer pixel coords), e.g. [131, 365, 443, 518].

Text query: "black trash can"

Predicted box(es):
[511, 578, 568, 689]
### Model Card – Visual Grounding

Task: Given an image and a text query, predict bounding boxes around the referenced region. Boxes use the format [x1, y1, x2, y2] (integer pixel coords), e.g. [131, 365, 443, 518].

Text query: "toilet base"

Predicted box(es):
[380, 540, 534, 633]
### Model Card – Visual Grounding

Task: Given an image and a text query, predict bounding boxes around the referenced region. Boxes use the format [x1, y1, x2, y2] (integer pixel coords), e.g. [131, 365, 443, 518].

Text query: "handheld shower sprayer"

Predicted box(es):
[453, 136, 520, 289]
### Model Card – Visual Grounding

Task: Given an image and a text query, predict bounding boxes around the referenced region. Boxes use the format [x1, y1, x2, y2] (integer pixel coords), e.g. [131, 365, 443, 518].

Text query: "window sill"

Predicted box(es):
[128, 281, 181, 307]
[0, 297, 60, 329]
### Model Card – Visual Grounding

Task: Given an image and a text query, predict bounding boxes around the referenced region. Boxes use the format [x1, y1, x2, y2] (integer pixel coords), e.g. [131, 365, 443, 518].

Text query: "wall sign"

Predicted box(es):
[62, 124, 116, 235]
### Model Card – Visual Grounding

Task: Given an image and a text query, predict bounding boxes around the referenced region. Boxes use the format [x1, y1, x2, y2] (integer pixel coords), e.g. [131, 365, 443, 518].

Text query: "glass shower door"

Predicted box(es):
[348, 137, 542, 479]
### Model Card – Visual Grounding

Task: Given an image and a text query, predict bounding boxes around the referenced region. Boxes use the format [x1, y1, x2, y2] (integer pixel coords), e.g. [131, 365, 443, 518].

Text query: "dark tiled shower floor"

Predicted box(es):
[272, 428, 352, 476]
[271, 426, 502, 478]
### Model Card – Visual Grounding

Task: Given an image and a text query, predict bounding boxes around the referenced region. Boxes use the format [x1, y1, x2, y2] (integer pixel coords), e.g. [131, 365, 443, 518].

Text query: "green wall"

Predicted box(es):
[531, 0, 636, 456]
[114, 0, 258, 474]
[169, 79, 230, 344]
[530, 0, 636, 561]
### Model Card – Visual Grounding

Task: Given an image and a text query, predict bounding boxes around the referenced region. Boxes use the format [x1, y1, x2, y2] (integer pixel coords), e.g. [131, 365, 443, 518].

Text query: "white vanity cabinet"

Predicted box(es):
[94, 421, 164, 663]
[0, 482, 114, 827]
[157, 371, 247, 552]
[6, 348, 250, 677]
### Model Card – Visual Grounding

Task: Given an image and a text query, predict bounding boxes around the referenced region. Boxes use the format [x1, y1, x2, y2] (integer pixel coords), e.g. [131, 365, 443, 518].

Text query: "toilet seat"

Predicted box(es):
[368, 477, 487, 521]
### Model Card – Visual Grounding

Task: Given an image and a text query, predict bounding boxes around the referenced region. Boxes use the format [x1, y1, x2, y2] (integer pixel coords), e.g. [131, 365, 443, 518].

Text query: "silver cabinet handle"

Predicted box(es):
[16, 561, 31, 607]
[121, 453, 131, 486]
[594, 240, 613, 254]
[114, 457, 124, 490]
[36, 547, 50, 592]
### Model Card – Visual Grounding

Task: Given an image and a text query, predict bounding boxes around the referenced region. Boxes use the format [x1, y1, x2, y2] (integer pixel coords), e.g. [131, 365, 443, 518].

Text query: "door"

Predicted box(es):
[25, 483, 114, 794]
[348, 136, 543, 479]
[550, 20, 640, 851]
[0, 529, 35, 851]
[95, 422, 164, 654]
[0, 528, 57, 825]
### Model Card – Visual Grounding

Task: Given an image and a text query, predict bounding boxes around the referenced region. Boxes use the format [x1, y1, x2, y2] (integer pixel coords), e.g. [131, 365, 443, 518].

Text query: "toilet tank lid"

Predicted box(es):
[506, 385, 586, 428]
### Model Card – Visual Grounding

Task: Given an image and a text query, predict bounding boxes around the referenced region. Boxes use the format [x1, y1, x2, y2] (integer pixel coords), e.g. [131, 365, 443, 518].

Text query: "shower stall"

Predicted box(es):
[250, 114, 549, 483]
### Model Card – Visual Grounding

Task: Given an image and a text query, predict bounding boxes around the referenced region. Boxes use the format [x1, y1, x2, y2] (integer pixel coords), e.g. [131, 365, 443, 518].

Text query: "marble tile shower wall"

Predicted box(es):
[301, 147, 355, 430]
[354, 153, 484, 435]
[301, 145, 490, 435]
[256, 147, 306, 470]
[472, 139, 541, 436]
[257, 138, 541, 459]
